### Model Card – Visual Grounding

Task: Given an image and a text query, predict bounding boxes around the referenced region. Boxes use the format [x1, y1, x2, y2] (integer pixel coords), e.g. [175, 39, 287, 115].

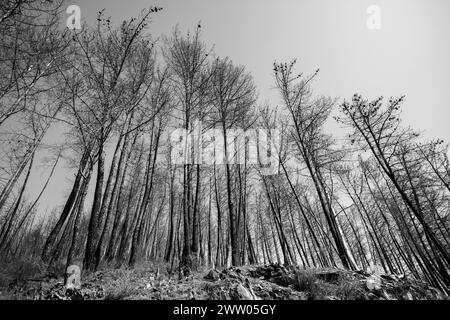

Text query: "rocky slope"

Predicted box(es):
[1, 264, 448, 300]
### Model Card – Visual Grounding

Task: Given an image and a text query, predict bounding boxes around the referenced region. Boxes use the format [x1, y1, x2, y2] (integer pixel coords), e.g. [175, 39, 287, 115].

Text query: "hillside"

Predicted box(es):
[1, 263, 447, 300]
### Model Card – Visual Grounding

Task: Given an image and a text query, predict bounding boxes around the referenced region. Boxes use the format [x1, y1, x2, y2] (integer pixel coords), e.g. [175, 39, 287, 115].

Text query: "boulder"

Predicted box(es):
[232, 284, 254, 300]
[204, 269, 220, 282]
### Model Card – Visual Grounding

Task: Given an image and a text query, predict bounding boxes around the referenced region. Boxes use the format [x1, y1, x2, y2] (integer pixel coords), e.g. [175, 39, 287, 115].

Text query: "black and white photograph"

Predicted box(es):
[0, 0, 449, 313]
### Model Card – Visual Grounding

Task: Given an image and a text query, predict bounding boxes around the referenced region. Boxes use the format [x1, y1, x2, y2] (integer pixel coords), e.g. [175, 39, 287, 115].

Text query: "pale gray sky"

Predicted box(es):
[27, 0, 450, 215]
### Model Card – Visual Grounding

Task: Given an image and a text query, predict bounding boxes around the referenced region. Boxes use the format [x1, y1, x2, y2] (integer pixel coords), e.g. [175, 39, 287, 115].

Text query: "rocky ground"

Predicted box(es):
[0, 263, 448, 300]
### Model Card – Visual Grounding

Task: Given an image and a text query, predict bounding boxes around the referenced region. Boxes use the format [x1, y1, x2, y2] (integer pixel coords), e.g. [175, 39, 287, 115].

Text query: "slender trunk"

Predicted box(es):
[84, 142, 105, 271]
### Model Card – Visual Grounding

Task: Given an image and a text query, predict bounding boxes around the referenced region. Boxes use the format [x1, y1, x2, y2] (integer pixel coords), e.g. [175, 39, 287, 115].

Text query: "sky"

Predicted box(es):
[24, 0, 450, 216]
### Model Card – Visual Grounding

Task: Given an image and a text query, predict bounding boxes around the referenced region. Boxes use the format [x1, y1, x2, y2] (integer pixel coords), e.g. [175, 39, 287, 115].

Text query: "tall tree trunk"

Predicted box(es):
[84, 142, 106, 271]
[42, 150, 91, 262]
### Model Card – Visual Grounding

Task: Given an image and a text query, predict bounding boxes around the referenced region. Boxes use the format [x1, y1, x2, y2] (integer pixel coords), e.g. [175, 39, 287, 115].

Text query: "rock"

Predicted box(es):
[405, 291, 414, 300]
[253, 266, 270, 279]
[66, 288, 83, 300]
[233, 284, 254, 300]
[271, 274, 295, 287]
[222, 268, 244, 281]
[244, 279, 260, 300]
[366, 275, 382, 291]
[250, 264, 289, 280]
[381, 290, 394, 300]
[38, 281, 104, 300]
[380, 274, 396, 281]
[250, 280, 307, 300]
[354, 269, 370, 277]
[204, 269, 220, 282]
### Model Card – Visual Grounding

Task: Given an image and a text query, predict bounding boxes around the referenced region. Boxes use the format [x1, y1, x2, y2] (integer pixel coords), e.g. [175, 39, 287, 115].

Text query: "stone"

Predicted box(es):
[233, 284, 254, 300]
[405, 291, 414, 300]
[366, 274, 382, 291]
[204, 269, 220, 282]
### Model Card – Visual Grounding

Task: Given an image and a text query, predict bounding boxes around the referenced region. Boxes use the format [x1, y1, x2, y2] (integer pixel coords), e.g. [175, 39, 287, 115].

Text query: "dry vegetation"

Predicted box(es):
[1, 262, 447, 300]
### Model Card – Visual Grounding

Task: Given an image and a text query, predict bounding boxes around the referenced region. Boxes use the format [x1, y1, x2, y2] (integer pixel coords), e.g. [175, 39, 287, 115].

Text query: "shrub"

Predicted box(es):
[0, 256, 46, 286]
[293, 269, 324, 299]
[335, 280, 368, 300]
[103, 272, 138, 300]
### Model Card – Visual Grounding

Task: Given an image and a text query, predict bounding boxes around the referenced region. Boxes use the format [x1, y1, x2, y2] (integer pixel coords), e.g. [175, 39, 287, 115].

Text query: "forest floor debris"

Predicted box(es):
[0, 263, 448, 300]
